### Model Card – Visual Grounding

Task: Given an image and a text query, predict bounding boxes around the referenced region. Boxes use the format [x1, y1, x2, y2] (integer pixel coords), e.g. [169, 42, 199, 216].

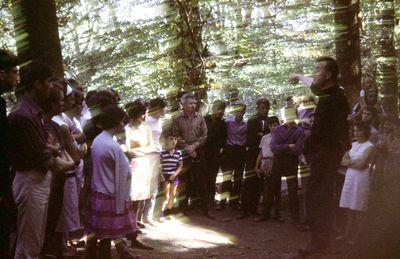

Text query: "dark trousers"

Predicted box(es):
[221, 145, 246, 204]
[179, 150, 209, 212]
[42, 173, 67, 257]
[205, 147, 222, 209]
[306, 149, 343, 249]
[333, 172, 346, 233]
[261, 174, 281, 217]
[264, 156, 299, 221]
[241, 147, 263, 214]
[0, 193, 16, 259]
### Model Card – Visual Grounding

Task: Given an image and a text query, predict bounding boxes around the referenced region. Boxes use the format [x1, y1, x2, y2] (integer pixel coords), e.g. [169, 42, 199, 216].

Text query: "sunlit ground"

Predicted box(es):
[139, 212, 236, 253]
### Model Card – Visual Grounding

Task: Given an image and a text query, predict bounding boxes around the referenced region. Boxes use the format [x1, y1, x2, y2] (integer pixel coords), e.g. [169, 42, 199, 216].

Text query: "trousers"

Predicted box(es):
[13, 170, 51, 259]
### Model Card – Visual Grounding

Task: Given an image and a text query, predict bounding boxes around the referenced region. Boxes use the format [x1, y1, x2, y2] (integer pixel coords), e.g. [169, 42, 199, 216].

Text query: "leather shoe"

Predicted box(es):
[254, 215, 269, 222]
[131, 239, 154, 250]
[236, 212, 247, 220]
[205, 211, 215, 219]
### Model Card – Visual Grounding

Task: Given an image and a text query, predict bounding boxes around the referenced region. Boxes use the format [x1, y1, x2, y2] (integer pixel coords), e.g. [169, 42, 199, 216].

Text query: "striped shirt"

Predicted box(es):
[160, 149, 182, 174]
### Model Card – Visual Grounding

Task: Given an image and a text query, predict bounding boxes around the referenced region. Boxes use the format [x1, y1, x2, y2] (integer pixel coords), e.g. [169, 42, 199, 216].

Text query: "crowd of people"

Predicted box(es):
[1, 49, 400, 259]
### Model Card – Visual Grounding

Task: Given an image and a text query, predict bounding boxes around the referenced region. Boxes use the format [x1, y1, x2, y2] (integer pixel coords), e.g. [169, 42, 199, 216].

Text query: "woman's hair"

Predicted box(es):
[99, 104, 127, 130]
[354, 121, 371, 139]
[44, 87, 63, 112]
[127, 99, 148, 120]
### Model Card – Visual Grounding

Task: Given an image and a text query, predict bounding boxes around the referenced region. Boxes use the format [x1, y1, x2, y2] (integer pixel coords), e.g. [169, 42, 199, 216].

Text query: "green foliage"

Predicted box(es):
[0, 0, 399, 115]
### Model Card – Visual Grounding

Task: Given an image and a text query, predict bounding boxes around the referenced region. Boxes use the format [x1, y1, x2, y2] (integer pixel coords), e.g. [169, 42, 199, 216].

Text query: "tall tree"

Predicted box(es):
[12, 0, 64, 76]
[169, 0, 208, 101]
[333, 0, 362, 107]
[376, 0, 398, 117]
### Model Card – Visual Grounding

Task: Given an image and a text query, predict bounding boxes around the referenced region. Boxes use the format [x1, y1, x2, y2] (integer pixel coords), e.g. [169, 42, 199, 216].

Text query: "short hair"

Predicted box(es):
[212, 100, 226, 111]
[73, 89, 84, 106]
[85, 90, 97, 105]
[0, 49, 18, 70]
[149, 97, 167, 111]
[316, 56, 339, 81]
[18, 61, 53, 93]
[127, 99, 148, 120]
[180, 93, 196, 104]
[354, 121, 371, 139]
[67, 78, 83, 91]
[256, 98, 270, 109]
[99, 104, 127, 130]
[363, 105, 378, 116]
[87, 90, 116, 108]
[268, 116, 280, 126]
[44, 87, 64, 112]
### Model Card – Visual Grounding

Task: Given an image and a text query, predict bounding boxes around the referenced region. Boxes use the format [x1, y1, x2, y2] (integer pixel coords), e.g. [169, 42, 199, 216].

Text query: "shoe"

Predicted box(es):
[273, 215, 285, 223]
[254, 215, 269, 222]
[297, 244, 326, 257]
[205, 211, 215, 219]
[143, 219, 155, 226]
[236, 212, 247, 220]
[216, 203, 224, 211]
[131, 239, 154, 250]
[137, 222, 145, 228]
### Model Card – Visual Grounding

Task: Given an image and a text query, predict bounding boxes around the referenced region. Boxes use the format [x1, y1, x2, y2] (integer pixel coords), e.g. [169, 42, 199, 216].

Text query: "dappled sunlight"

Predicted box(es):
[142, 213, 236, 252]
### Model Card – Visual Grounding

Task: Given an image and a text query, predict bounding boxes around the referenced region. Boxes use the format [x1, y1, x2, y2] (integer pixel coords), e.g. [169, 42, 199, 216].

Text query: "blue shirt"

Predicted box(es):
[226, 119, 247, 146]
[271, 124, 305, 157]
[160, 149, 182, 174]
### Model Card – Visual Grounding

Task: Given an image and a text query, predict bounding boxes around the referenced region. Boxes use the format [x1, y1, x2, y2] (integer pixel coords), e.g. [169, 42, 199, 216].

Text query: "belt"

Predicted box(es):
[261, 157, 273, 160]
[65, 172, 76, 178]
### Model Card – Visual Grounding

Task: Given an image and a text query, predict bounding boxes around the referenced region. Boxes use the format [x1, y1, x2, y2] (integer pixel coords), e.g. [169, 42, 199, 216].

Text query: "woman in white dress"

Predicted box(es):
[123, 100, 158, 225]
[339, 121, 374, 244]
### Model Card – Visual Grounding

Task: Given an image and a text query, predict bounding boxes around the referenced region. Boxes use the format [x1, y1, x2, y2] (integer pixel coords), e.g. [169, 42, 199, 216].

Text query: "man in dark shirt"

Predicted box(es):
[239, 98, 271, 218]
[9, 61, 73, 258]
[204, 100, 227, 216]
[0, 49, 19, 258]
[300, 57, 350, 256]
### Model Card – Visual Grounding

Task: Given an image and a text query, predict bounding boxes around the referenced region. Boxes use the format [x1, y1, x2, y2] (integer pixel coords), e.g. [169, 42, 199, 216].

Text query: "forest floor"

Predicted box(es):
[69, 205, 348, 259]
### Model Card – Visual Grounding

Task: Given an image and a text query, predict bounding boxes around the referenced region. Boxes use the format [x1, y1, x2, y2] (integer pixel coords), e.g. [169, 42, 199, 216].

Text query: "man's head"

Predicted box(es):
[18, 61, 53, 109]
[256, 98, 270, 116]
[0, 49, 19, 94]
[180, 93, 197, 116]
[211, 100, 226, 120]
[361, 105, 378, 124]
[267, 116, 280, 133]
[232, 103, 246, 121]
[280, 107, 297, 125]
[311, 56, 339, 92]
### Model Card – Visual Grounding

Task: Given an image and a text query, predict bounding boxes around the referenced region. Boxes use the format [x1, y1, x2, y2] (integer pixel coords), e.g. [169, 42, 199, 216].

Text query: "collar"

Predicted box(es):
[181, 112, 199, 118]
[19, 95, 43, 116]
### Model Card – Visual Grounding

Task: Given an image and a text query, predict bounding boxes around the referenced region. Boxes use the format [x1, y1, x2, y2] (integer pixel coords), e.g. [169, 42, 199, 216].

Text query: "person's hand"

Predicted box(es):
[189, 150, 197, 158]
[185, 145, 196, 154]
[219, 148, 224, 154]
[170, 173, 177, 181]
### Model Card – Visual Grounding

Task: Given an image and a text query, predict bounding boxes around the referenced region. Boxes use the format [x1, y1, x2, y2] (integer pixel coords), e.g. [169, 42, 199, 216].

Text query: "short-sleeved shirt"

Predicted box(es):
[160, 149, 182, 175]
[259, 133, 273, 158]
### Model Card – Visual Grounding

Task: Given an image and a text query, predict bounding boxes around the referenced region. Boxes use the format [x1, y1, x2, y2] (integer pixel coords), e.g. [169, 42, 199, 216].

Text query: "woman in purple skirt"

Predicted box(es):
[88, 104, 136, 259]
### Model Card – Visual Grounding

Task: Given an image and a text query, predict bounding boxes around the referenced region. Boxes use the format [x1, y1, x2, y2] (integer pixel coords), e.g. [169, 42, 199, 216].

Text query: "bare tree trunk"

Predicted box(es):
[334, 0, 362, 108]
[12, 0, 64, 76]
[169, 0, 208, 101]
[376, 0, 398, 117]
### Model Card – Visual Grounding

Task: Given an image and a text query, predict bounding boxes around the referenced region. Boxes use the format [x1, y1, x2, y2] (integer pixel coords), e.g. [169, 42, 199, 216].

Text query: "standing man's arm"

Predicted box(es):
[191, 116, 208, 150]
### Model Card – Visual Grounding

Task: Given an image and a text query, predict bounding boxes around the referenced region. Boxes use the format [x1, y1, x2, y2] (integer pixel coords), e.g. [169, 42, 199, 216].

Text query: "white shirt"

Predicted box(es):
[91, 131, 131, 213]
[259, 133, 274, 158]
[145, 115, 162, 150]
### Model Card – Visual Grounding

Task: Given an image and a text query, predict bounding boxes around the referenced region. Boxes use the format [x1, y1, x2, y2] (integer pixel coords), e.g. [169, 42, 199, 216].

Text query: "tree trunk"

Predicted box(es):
[376, 0, 398, 117]
[333, 0, 362, 108]
[12, 0, 64, 76]
[169, 0, 207, 102]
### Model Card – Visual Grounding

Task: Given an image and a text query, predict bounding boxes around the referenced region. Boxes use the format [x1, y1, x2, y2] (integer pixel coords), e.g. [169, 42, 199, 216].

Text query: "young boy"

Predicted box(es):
[160, 132, 183, 221]
[254, 116, 283, 222]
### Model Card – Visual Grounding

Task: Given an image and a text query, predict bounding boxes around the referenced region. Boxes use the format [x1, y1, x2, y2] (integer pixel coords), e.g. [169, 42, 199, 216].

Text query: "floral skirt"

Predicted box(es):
[87, 191, 136, 239]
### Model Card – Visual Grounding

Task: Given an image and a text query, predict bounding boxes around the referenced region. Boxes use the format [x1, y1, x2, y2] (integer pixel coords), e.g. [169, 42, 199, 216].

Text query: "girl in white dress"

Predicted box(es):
[339, 122, 374, 244]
